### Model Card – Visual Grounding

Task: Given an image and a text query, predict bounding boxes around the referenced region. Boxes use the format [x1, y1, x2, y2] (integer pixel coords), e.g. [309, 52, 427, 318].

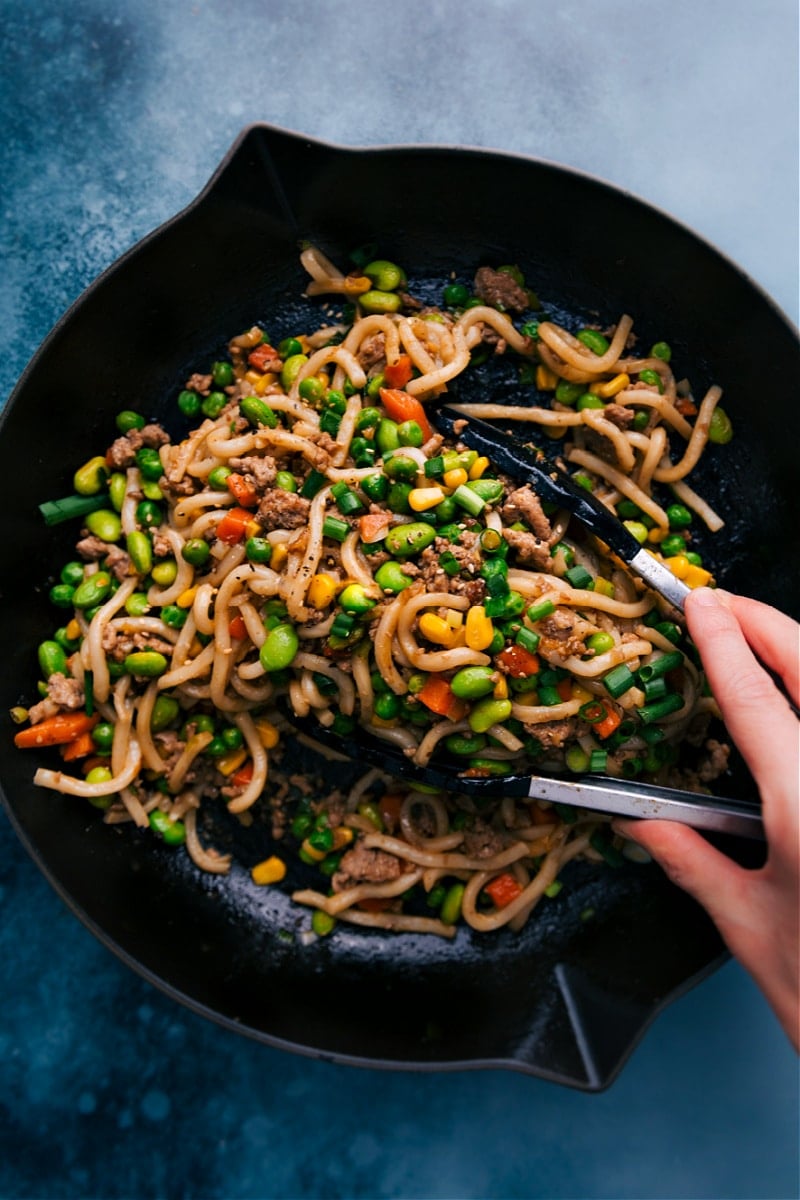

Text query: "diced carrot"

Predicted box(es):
[378, 792, 405, 829]
[497, 644, 540, 678]
[60, 730, 96, 761]
[226, 473, 259, 508]
[228, 614, 247, 640]
[358, 897, 395, 913]
[14, 711, 98, 749]
[230, 759, 254, 788]
[358, 513, 392, 544]
[595, 706, 622, 739]
[417, 675, 468, 721]
[383, 354, 413, 389]
[556, 677, 573, 702]
[675, 396, 698, 416]
[378, 387, 433, 441]
[485, 872, 524, 909]
[217, 507, 257, 545]
[247, 343, 281, 372]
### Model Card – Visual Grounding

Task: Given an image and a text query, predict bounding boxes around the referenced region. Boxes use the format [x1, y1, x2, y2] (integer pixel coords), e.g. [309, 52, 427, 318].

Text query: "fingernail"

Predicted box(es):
[688, 587, 719, 608]
[611, 819, 636, 841]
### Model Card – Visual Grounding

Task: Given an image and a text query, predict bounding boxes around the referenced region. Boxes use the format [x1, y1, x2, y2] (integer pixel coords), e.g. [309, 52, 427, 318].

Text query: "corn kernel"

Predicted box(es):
[572, 684, 594, 704]
[343, 275, 373, 296]
[442, 467, 468, 490]
[536, 365, 558, 391]
[592, 577, 615, 598]
[254, 717, 280, 749]
[589, 372, 630, 398]
[189, 637, 204, 657]
[665, 555, 690, 579]
[65, 618, 81, 640]
[409, 486, 446, 512]
[244, 369, 263, 386]
[300, 837, 326, 862]
[647, 527, 667, 544]
[253, 372, 276, 395]
[270, 543, 288, 571]
[332, 826, 354, 851]
[468, 456, 490, 480]
[251, 855, 287, 886]
[216, 747, 248, 777]
[493, 675, 509, 700]
[465, 605, 494, 651]
[418, 612, 458, 646]
[371, 714, 398, 729]
[515, 690, 539, 706]
[307, 572, 339, 609]
[684, 564, 713, 589]
[444, 608, 463, 629]
[177, 586, 198, 608]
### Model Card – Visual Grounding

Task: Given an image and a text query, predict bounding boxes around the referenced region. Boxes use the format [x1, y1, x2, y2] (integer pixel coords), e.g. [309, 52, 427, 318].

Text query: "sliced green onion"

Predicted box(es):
[603, 664, 636, 698]
[438, 550, 461, 577]
[564, 565, 593, 590]
[637, 650, 683, 683]
[537, 685, 562, 707]
[642, 677, 669, 702]
[39, 493, 111, 526]
[515, 626, 541, 654]
[300, 469, 328, 499]
[526, 599, 556, 623]
[451, 483, 485, 516]
[322, 516, 350, 543]
[589, 830, 625, 867]
[479, 528, 503, 552]
[638, 693, 684, 724]
[589, 749, 608, 773]
[579, 700, 607, 724]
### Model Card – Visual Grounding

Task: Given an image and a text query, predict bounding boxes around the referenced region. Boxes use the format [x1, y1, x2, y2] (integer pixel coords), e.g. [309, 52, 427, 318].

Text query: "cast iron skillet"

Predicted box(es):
[1, 125, 798, 1091]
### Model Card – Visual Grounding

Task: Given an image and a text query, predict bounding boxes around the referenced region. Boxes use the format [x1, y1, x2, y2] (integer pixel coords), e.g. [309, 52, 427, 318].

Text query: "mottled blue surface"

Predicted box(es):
[1, 1, 798, 1197]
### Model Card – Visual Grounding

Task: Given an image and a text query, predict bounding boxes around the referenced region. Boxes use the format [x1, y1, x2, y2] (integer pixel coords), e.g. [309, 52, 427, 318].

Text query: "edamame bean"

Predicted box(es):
[240, 395, 278, 429]
[124, 651, 169, 677]
[126, 532, 153, 573]
[445, 732, 487, 756]
[708, 407, 733, 444]
[259, 623, 299, 672]
[108, 472, 127, 512]
[125, 592, 150, 616]
[202, 391, 227, 418]
[339, 584, 377, 614]
[278, 336, 303, 359]
[60, 560, 85, 586]
[73, 456, 108, 496]
[144, 483, 165, 503]
[363, 259, 407, 292]
[85, 509, 122, 542]
[450, 666, 497, 700]
[72, 571, 112, 609]
[467, 479, 504, 504]
[359, 289, 402, 314]
[275, 470, 297, 493]
[440, 882, 465, 925]
[374, 560, 414, 593]
[298, 376, 325, 404]
[280, 353, 309, 390]
[384, 522, 437, 558]
[38, 640, 68, 677]
[151, 559, 178, 586]
[468, 696, 512, 733]
[49, 583, 75, 608]
[384, 454, 418, 482]
[86, 765, 114, 809]
[375, 418, 400, 456]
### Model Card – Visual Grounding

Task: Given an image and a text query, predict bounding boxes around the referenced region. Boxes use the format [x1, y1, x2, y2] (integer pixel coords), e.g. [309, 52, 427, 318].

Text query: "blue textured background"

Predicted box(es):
[1, 2, 798, 1197]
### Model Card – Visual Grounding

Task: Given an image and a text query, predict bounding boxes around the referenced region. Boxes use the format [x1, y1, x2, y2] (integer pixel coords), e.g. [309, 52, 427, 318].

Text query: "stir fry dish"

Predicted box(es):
[12, 246, 735, 937]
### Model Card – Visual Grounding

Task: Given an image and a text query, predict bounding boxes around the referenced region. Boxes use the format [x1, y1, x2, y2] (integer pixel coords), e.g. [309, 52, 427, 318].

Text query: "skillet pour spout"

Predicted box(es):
[0, 124, 796, 1091]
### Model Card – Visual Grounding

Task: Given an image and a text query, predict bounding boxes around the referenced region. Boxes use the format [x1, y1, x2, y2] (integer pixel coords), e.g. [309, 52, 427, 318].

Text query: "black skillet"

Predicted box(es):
[1, 125, 798, 1091]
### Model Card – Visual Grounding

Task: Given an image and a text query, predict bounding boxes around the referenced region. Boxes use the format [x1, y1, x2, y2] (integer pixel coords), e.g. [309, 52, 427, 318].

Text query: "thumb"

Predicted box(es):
[613, 818, 747, 931]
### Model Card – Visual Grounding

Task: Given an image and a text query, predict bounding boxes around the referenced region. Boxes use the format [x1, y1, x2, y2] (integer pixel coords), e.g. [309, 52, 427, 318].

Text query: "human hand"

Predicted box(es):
[614, 588, 799, 1049]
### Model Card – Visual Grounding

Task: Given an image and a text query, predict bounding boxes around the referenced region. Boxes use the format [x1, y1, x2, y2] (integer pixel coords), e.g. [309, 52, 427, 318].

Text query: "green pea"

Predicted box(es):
[661, 533, 687, 557]
[125, 592, 151, 616]
[240, 395, 278, 429]
[363, 259, 407, 292]
[443, 282, 470, 308]
[108, 472, 127, 512]
[181, 538, 210, 569]
[59, 560, 85, 587]
[49, 583, 75, 608]
[278, 337, 303, 359]
[259, 623, 299, 672]
[148, 809, 186, 845]
[73, 455, 108, 497]
[161, 605, 187, 629]
[263, 472, 294, 498]
[376, 418, 400, 456]
[222, 725, 244, 750]
[650, 341, 672, 362]
[384, 481, 411, 514]
[365, 372, 385, 399]
[202, 391, 227, 418]
[666, 503, 693, 529]
[245, 536, 273, 564]
[632, 411, 650, 431]
[708, 407, 733, 444]
[208, 466, 232, 491]
[135, 500, 162, 529]
[298, 376, 325, 404]
[53, 625, 80, 652]
[445, 732, 487, 756]
[468, 696, 512, 734]
[440, 882, 465, 925]
[374, 560, 414, 594]
[577, 329, 610, 355]
[211, 360, 234, 387]
[450, 666, 497, 700]
[38, 640, 68, 677]
[325, 389, 348, 414]
[576, 393, 605, 411]
[360, 289, 402, 315]
[407, 673, 428, 694]
[397, 420, 424, 448]
[685, 551, 703, 567]
[150, 695, 180, 732]
[124, 651, 169, 677]
[185, 713, 215, 738]
[638, 368, 663, 392]
[115, 410, 145, 433]
[72, 571, 112, 610]
[488, 629, 505, 655]
[86, 765, 115, 809]
[85, 509, 122, 543]
[373, 692, 401, 720]
[384, 522, 437, 558]
[433, 496, 458, 523]
[280, 353, 309, 390]
[339, 583, 377, 614]
[177, 389, 201, 417]
[91, 722, 115, 751]
[311, 910, 336, 937]
[354, 406, 380, 432]
[555, 379, 585, 406]
[586, 631, 615, 655]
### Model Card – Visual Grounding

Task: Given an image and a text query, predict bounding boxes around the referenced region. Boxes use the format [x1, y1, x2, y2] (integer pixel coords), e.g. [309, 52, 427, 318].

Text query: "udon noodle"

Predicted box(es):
[13, 249, 734, 938]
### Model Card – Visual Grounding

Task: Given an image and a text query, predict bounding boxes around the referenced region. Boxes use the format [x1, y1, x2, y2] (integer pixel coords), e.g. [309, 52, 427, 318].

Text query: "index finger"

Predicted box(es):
[684, 589, 799, 810]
